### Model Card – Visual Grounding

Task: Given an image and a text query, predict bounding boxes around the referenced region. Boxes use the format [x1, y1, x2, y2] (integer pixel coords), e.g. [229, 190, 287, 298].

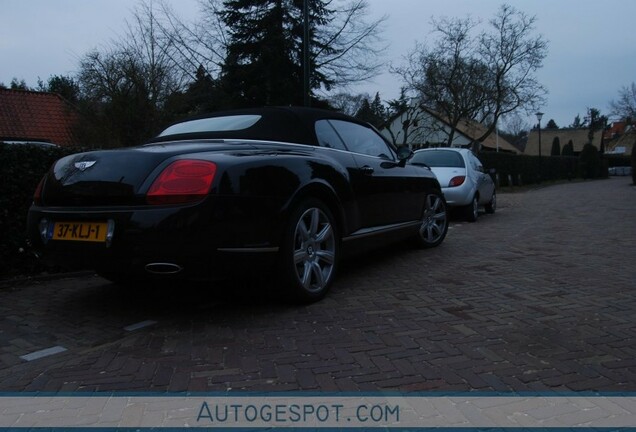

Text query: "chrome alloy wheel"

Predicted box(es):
[292, 207, 336, 293]
[419, 193, 448, 246]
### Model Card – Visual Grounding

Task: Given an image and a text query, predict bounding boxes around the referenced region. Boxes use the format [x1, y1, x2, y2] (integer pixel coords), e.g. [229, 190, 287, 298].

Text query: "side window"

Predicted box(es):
[469, 153, 482, 172]
[328, 120, 395, 159]
[315, 120, 347, 150]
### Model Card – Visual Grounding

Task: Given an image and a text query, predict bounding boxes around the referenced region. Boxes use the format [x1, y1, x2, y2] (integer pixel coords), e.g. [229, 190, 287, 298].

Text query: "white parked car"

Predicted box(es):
[410, 148, 496, 222]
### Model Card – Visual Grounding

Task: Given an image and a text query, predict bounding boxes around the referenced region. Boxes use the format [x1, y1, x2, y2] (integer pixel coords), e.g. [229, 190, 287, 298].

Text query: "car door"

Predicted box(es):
[324, 119, 423, 228]
[469, 153, 495, 205]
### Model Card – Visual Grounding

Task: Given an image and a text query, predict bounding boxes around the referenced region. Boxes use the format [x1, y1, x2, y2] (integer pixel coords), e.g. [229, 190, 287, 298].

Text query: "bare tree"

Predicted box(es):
[76, 2, 187, 146]
[498, 113, 530, 152]
[312, 0, 387, 88]
[121, 2, 188, 104]
[609, 82, 636, 121]
[328, 92, 369, 116]
[501, 112, 530, 137]
[475, 4, 548, 141]
[395, 4, 547, 146]
[394, 17, 491, 146]
[140, 0, 228, 81]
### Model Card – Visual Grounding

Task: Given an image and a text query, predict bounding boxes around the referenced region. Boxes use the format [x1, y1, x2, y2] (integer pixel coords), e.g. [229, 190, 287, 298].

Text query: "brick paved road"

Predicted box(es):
[0, 177, 634, 392]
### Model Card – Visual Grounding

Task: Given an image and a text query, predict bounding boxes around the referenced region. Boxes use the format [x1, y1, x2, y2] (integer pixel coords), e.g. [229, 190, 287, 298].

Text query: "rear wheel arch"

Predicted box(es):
[282, 182, 348, 238]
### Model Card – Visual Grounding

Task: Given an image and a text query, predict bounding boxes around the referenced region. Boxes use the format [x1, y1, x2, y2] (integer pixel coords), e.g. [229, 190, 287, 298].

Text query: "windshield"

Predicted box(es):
[411, 150, 465, 168]
[159, 115, 262, 137]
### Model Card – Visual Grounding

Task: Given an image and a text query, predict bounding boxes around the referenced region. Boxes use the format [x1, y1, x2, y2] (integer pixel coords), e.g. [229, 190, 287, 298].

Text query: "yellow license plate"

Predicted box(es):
[52, 222, 108, 243]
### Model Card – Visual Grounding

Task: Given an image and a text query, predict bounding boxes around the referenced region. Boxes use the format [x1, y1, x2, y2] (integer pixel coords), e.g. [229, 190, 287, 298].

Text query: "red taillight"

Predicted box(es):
[147, 160, 217, 205]
[448, 176, 466, 187]
[33, 176, 45, 205]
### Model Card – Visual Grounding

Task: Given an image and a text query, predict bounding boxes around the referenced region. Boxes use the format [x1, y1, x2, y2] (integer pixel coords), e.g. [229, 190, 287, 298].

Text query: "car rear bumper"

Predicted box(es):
[27, 197, 283, 280]
[440, 184, 474, 207]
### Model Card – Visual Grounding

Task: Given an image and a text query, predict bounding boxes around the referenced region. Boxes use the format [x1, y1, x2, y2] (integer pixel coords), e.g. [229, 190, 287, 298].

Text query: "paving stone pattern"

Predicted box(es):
[0, 178, 634, 392]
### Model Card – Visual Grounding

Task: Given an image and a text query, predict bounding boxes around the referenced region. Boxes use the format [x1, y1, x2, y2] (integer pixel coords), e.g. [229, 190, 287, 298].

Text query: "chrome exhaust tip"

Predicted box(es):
[145, 263, 183, 275]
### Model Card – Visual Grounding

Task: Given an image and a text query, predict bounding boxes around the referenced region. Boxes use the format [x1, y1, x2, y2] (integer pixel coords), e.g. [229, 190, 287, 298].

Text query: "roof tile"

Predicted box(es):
[0, 89, 79, 146]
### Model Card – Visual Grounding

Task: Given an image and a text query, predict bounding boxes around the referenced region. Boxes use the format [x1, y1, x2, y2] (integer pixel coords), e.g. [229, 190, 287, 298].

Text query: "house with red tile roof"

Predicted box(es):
[0, 88, 79, 146]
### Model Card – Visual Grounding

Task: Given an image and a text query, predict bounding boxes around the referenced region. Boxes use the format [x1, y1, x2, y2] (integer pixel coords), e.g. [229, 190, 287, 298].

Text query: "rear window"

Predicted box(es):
[411, 150, 465, 168]
[159, 115, 262, 136]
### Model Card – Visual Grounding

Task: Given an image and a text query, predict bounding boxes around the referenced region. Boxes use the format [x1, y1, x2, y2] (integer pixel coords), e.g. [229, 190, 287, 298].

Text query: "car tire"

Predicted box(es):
[465, 195, 479, 222]
[415, 191, 448, 248]
[485, 190, 496, 214]
[280, 199, 339, 303]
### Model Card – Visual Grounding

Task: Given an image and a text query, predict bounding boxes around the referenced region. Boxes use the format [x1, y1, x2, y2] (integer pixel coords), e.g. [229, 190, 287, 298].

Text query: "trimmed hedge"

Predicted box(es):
[477, 151, 580, 186]
[0, 144, 76, 277]
[632, 145, 636, 185]
[605, 154, 631, 168]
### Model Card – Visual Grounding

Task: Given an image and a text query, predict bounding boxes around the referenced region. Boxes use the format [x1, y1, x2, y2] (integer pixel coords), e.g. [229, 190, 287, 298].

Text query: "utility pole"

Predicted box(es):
[303, 0, 310, 107]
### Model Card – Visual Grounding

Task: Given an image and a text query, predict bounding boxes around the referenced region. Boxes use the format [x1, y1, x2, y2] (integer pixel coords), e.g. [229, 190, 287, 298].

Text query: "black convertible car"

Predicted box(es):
[27, 107, 448, 302]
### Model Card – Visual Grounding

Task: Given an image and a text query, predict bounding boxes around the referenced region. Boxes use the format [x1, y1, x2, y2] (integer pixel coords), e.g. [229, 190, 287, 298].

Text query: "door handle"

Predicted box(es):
[361, 165, 374, 175]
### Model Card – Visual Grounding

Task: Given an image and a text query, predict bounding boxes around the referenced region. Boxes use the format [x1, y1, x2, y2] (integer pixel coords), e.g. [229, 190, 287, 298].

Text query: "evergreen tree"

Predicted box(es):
[9, 78, 29, 90]
[162, 65, 224, 120]
[38, 75, 81, 103]
[579, 143, 601, 179]
[219, 0, 333, 107]
[186, 65, 221, 113]
[586, 107, 607, 144]
[571, 114, 583, 128]
[545, 119, 558, 129]
[354, 93, 386, 129]
[562, 140, 574, 156]
[354, 92, 386, 128]
[369, 92, 387, 127]
[550, 136, 561, 156]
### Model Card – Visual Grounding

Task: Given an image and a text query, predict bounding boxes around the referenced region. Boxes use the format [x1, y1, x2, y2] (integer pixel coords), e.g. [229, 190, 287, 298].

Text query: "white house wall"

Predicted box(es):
[382, 108, 471, 148]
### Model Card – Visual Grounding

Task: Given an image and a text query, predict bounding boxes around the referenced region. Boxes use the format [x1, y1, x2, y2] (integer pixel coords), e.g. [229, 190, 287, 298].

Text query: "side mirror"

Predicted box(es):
[396, 145, 413, 161]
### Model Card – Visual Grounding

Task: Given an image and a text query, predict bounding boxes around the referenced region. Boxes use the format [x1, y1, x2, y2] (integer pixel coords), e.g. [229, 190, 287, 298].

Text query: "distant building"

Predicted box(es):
[604, 121, 628, 141]
[0, 88, 79, 146]
[525, 128, 603, 156]
[381, 104, 519, 154]
[606, 125, 635, 156]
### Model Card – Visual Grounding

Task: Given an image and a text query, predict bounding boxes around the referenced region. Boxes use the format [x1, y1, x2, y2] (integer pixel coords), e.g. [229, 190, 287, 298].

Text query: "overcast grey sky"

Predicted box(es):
[1, 0, 635, 128]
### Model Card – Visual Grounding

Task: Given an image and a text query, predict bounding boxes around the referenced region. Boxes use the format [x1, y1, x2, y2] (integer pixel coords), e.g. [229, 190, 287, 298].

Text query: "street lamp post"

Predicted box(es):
[536, 111, 544, 182]
[535, 111, 544, 158]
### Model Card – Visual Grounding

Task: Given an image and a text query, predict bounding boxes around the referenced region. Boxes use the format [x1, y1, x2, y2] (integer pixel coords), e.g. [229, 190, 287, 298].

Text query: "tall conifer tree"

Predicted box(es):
[219, 0, 333, 107]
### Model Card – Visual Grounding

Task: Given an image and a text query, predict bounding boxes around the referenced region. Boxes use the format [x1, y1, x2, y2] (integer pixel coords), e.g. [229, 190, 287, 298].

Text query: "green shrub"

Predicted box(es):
[550, 137, 561, 156]
[578, 143, 602, 179]
[0, 144, 75, 277]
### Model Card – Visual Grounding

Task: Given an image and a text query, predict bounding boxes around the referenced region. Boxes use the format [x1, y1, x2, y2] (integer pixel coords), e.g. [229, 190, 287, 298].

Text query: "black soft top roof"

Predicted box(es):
[150, 106, 365, 145]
